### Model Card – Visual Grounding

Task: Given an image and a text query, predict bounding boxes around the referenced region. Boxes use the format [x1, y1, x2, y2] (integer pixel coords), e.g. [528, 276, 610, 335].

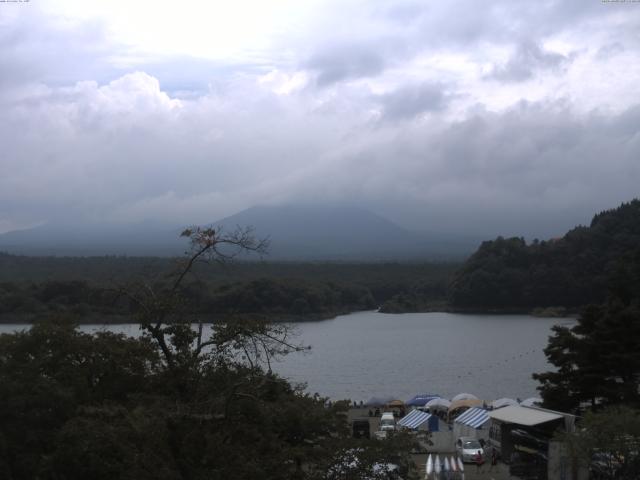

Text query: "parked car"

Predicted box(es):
[455, 436, 484, 463]
[380, 412, 396, 432]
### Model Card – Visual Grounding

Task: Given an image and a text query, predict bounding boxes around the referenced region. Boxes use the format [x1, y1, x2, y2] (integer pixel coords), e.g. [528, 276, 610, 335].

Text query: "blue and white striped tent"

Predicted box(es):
[454, 407, 489, 428]
[453, 407, 490, 441]
[397, 409, 438, 431]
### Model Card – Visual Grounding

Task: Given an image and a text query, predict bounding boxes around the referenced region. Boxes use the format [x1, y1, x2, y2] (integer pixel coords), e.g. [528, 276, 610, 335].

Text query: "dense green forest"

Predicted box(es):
[2, 211, 640, 477]
[0, 228, 418, 479]
[0, 253, 457, 322]
[0, 319, 418, 480]
[3, 200, 640, 318]
[0, 278, 376, 323]
[530, 227, 640, 478]
[534, 242, 640, 412]
[449, 199, 640, 311]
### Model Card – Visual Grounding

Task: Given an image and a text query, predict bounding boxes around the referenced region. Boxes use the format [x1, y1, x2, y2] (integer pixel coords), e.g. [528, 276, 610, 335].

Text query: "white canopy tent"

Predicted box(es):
[425, 398, 451, 411]
[451, 393, 479, 402]
[488, 405, 562, 426]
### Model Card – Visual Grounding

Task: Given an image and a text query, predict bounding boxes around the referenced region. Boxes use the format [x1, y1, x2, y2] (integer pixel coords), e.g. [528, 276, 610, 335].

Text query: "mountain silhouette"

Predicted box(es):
[0, 205, 477, 259]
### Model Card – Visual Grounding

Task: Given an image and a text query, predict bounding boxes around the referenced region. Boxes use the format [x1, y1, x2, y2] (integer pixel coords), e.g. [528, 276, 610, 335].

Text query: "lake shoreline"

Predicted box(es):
[0, 310, 360, 325]
[379, 304, 578, 318]
[0, 305, 577, 325]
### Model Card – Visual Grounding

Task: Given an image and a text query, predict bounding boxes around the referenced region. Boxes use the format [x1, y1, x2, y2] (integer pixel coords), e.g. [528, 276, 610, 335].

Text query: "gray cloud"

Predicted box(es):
[1, 70, 639, 239]
[306, 42, 387, 86]
[271, 100, 640, 238]
[377, 82, 449, 120]
[0, 10, 122, 89]
[370, 0, 606, 48]
[297, 0, 639, 87]
[1, 1, 640, 239]
[488, 41, 573, 82]
[596, 42, 625, 60]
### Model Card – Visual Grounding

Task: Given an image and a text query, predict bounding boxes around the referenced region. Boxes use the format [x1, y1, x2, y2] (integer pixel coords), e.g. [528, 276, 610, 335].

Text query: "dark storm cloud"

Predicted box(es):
[488, 41, 573, 82]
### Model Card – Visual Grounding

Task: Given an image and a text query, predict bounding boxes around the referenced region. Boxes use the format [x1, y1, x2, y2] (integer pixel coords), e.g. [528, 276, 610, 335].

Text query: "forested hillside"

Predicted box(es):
[449, 200, 640, 310]
[0, 255, 457, 322]
[0, 278, 377, 323]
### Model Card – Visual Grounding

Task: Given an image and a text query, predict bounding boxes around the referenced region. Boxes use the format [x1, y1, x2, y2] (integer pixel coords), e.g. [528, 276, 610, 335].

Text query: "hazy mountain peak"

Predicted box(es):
[0, 204, 476, 259]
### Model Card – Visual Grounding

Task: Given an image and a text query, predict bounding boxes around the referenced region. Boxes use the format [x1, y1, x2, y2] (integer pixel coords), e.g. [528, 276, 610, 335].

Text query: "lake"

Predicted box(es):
[276, 311, 575, 402]
[0, 311, 572, 403]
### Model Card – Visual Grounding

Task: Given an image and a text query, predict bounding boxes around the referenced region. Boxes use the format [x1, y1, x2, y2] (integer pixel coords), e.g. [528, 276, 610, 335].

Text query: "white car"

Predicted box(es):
[455, 437, 484, 463]
[379, 412, 396, 432]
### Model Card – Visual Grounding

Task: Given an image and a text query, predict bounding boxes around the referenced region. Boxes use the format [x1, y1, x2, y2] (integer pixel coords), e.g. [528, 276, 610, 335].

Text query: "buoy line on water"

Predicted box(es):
[455, 347, 541, 379]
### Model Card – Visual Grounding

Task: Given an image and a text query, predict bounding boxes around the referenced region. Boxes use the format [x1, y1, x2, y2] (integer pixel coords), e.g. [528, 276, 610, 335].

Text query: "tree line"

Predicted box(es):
[449, 199, 640, 310]
[525, 202, 640, 479]
[530, 244, 640, 479]
[0, 277, 377, 323]
[0, 255, 458, 322]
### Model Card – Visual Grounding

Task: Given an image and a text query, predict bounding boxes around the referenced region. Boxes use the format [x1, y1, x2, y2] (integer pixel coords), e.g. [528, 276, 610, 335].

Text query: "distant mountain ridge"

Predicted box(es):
[449, 199, 640, 310]
[0, 204, 477, 259]
[213, 204, 451, 260]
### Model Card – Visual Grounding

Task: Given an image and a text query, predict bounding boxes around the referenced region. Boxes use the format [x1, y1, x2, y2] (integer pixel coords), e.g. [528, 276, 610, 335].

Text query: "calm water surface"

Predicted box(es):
[0, 311, 572, 402]
[274, 311, 572, 402]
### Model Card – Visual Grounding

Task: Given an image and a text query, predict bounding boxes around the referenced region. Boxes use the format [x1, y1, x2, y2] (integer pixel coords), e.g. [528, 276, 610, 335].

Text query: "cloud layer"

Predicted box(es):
[1, 0, 640, 238]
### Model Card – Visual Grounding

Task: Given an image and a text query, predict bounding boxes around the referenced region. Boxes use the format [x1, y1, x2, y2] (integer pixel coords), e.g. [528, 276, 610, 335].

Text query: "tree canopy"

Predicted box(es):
[558, 406, 640, 480]
[449, 199, 640, 310]
[0, 226, 417, 480]
[533, 244, 640, 412]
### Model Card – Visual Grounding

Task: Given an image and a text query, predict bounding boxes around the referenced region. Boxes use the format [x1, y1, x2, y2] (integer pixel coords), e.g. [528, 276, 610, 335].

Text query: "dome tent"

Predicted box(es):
[425, 398, 451, 411]
[406, 394, 440, 407]
[449, 399, 483, 419]
[451, 393, 479, 402]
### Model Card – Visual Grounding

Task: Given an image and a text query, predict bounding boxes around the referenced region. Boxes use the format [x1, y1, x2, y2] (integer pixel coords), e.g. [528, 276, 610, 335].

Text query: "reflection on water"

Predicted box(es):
[0, 311, 572, 402]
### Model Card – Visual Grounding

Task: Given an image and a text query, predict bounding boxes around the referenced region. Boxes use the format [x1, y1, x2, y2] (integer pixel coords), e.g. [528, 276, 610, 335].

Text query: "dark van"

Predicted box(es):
[352, 419, 371, 439]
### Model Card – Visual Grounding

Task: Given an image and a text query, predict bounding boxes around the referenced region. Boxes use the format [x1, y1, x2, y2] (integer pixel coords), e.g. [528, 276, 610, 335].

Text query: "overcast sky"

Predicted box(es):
[1, 0, 639, 238]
